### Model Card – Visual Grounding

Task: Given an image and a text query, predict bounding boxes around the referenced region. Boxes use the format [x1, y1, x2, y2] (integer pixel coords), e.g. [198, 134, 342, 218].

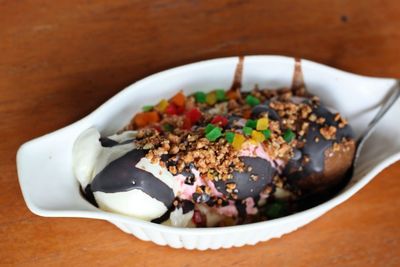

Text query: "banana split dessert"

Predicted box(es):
[73, 60, 356, 227]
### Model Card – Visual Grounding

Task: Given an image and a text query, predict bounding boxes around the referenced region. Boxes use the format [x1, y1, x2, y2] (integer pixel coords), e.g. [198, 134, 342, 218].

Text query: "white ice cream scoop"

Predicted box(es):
[73, 128, 178, 221]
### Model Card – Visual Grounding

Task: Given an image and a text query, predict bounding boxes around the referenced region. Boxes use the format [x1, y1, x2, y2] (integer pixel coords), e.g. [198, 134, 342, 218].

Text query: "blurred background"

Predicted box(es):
[2, 0, 399, 136]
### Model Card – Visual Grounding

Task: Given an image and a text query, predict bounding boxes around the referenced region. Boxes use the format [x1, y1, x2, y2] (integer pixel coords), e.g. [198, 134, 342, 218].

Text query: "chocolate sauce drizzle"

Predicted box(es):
[99, 137, 133, 147]
[91, 149, 175, 208]
[231, 56, 244, 91]
[228, 56, 244, 99]
[151, 200, 194, 224]
[291, 58, 307, 95]
[99, 137, 119, 147]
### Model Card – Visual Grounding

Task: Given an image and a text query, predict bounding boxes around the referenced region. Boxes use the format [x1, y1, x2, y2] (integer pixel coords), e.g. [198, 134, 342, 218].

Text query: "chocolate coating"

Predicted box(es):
[91, 149, 175, 208]
[99, 137, 133, 147]
[82, 184, 98, 207]
[151, 200, 194, 224]
[214, 156, 275, 200]
[251, 104, 280, 121]
[283, 104, 355, 193]
[296, 141, 355, 193]
[99, 137, 119, 147]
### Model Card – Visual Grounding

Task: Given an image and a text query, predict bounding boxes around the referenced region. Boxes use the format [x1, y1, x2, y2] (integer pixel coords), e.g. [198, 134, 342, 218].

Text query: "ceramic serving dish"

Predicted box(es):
[17, 56, 400, 250]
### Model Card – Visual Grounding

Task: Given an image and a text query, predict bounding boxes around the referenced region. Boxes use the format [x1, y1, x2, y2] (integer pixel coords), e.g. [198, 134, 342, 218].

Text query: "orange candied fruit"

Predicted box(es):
[133, 111, 160, 127]
[170, 91, 186, 107]
[242, 108, 252, 119]
[226, 90, 239, 100]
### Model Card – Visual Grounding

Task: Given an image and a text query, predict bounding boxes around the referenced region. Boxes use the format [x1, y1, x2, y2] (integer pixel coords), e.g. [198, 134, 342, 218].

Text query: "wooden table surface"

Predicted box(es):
[1, 1, 399, 266]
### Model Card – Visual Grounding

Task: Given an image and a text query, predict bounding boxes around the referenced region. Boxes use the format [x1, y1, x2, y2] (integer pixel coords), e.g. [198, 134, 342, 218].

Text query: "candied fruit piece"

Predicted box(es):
[170, 91, 186, 107]
[183, 117, 192, 129]
[265, 201, 287, 219]
[186, 108, 202, 123]
[242, 109, 252, 119]
[262, 129, 271, 140]
[215, 89, 227, 101]
[232, 134, 246, 150]
[247, 138, 258, 145]
[256, 117, 269, 130]
[165, 104, 178, 115]
[133, 111, 160, 127]
[211, 115, 228, 127]
[245, 119, 257, 129]
[243, 126, 253, 136]
[225, 132, 235, 144]
[245, 95, 260, 107]
[142, 105, 153, 112]
[206, 127, 222, 141]
[283, 129, 295, 143]
[251, 130, 265, 143]
[163, 123, 173, 132]
[194, 92, 207, 103]
[155, 99, 169, 112]
[206, 92, 217, 105]
[205, 123, 215, 134]
[226, 90, 239, 100]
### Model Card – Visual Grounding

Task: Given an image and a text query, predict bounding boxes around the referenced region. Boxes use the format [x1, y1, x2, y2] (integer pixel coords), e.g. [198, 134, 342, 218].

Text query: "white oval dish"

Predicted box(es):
[17, 56, 400, 250]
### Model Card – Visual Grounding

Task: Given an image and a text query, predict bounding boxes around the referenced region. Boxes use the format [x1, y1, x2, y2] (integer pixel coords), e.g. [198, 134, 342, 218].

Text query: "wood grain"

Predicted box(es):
[1, 0, 399, 266]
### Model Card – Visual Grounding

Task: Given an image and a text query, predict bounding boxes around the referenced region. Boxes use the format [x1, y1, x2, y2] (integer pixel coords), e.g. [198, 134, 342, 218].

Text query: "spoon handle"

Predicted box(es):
[355, 80, 400, 160]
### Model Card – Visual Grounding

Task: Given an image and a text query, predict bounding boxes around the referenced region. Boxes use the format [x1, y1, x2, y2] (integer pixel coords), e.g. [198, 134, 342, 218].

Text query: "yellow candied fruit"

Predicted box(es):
[232, 133, 246, 150]
[251, 130, 265, 143]
[256, 117, 269, 131]
[155, 99, 169, 112]
[206, 92, 217, 105]
[245, 138, 258, 146]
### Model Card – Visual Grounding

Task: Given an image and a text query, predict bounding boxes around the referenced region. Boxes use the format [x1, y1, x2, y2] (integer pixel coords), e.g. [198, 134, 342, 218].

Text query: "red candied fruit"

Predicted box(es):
[186, 108, 202, 123]
[175, 104, 186, 114]
[182, 117, 191, 129]
[183, 108, 202, 129]
[165, 104, 178, 115]
[211, 115, 228, 127]
[192, 210, 206, 227]
[153, 125, 162, 133]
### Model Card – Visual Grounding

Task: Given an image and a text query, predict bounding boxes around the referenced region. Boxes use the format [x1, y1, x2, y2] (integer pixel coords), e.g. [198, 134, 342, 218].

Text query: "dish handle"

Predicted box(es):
[16, 122, 99, 217]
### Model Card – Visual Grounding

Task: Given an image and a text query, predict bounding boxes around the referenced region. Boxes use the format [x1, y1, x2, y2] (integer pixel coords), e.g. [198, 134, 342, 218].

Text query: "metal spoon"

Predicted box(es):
[352, 79, 400, 170]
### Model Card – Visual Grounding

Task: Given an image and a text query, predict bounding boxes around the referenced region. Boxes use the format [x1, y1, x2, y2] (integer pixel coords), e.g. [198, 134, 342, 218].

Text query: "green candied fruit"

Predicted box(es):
[261, 129, 271, 140]
[265, 201, 287, 219]
[205, 123, 215, 134]
[206, 127, 222, 141]
[163, 123, 173, 132]
[225, 131, 235, 144]
[242, 126, 253, 136]
[245, 119, 257, 129]
[245, 95, 260, 107]
[194, 91, 207, 103]
[283, 129, 296, 143]
[215, 89, 227, 101]
[142, 105, 154, 112]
